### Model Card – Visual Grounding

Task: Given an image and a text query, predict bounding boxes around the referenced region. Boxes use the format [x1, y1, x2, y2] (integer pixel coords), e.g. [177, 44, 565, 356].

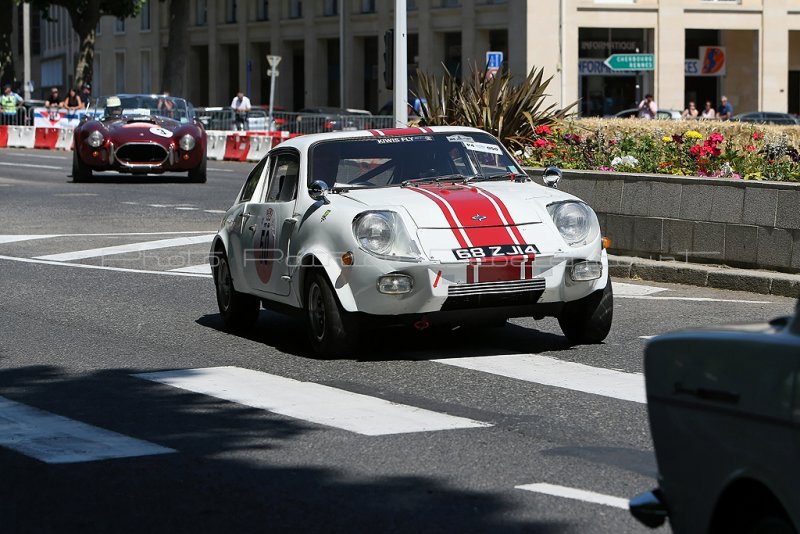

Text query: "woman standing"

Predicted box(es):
[61, 88, 83, 115]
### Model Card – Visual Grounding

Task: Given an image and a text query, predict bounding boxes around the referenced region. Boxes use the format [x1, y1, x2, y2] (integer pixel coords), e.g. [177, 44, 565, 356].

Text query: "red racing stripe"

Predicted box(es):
[472, 186, 526, 244]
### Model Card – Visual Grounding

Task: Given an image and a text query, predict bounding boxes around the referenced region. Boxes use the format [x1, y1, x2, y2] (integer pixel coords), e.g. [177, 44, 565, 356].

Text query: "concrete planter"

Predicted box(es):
[525, 168, 800, 274]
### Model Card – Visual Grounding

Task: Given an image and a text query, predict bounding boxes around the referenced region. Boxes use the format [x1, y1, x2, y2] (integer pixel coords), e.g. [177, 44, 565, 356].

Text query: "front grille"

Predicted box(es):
[442, 278, 546, 311]
[116, 143, 168, 164]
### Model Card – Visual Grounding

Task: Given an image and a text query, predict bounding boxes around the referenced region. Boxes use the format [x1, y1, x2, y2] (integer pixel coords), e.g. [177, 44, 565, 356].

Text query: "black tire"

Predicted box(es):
[558, 278, 613, 344]
[305, 270, 360, 357]
[188, 154, 207, 183]
[214, 252, 260, 330]
[745, 515, 797, 534]
[72, 149, 92, 183]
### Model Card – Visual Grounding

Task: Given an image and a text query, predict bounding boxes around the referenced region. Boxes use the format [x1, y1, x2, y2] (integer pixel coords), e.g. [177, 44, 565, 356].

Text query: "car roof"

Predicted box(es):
[274, 126, 491, 152]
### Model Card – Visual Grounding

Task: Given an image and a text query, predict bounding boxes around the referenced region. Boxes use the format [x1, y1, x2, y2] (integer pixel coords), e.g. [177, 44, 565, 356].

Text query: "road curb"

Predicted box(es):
[609, 255, 800, 298]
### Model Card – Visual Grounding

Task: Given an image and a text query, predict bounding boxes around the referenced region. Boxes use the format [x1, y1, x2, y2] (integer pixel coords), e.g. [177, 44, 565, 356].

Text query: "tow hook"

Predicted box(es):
[414, 316, 430, 331]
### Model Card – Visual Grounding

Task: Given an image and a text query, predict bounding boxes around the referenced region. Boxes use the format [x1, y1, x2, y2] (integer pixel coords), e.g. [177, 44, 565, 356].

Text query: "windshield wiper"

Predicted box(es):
[468, 172, 526, 183]
[401, 174, 474, 187]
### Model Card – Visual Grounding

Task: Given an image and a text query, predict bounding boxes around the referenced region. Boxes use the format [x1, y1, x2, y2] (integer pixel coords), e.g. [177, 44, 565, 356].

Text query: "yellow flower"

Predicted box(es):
[685, 130, 703, 139]
[662, 136, 672, 143]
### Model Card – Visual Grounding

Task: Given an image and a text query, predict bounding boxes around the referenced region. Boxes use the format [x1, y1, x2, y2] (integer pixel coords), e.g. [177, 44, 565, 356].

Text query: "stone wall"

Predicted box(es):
[530, 169, 800, 273]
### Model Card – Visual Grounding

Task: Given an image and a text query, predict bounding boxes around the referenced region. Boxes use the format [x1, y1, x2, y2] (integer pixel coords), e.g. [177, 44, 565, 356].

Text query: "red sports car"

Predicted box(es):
[72, 94, 207, 183]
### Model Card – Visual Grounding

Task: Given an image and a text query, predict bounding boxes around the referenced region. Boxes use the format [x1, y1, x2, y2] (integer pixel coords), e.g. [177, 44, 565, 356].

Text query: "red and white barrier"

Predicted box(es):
[0, 127, 300, 160]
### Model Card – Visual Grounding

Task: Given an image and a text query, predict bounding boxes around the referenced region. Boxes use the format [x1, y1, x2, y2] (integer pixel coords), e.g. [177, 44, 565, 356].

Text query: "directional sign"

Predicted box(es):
[267, 55, 282, 68]
[604, 54, 654, 71]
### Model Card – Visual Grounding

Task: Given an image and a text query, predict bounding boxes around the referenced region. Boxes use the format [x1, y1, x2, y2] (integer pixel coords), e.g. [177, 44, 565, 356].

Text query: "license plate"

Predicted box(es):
[453, 244, 539, 260]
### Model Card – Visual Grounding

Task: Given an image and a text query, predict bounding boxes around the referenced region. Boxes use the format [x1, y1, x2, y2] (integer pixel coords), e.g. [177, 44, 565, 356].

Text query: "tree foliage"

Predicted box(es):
[21, 0, 145, 90]
[414, 63, 577, 150]
[0, 0, 15, 86]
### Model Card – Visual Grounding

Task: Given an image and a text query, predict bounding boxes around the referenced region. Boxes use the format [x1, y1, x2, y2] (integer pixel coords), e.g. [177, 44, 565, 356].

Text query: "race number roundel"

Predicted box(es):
[149, 127, 173, 138]
[255, 208, 275, 283]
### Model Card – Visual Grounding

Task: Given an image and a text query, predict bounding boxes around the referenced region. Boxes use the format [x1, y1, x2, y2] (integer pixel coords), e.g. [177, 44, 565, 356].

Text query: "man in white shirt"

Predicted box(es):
[231, 91, 251, 131]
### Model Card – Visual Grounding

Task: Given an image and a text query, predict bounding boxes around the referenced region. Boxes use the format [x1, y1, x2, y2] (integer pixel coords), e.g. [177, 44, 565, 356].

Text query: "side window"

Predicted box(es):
[266, 152, 300, 202]
[239, 158, 268, 203]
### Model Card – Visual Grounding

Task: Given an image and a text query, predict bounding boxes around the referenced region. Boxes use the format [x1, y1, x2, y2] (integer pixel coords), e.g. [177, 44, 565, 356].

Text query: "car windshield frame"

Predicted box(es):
[87, 94, 193, 123]
[308, 132, 525, 190]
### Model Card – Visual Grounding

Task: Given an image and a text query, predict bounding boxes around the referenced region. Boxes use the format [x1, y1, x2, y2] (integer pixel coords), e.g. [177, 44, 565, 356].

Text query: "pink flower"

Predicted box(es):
[752, 132, 764, 140]
[535, 125, 552, 136]
[708, 132, 724, 144]
[533, 139, 547, 148]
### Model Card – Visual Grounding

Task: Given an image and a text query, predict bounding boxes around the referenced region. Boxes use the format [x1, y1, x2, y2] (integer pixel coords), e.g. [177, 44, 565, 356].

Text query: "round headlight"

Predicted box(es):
[87, 130, 104, 148]
[355, 213, 394, 255]
[179, 134, 196, 151]
[552, 202, 592, 244]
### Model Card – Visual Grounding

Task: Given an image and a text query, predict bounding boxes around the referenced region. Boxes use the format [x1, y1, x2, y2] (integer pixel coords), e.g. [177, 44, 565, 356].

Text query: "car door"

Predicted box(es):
[226, 156, 269, 289]
[243, 149, 300, 297]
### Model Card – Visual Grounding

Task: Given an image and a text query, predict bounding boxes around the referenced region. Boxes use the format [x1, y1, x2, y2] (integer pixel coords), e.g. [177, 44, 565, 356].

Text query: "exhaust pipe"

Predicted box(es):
[414, 316, 430, 331]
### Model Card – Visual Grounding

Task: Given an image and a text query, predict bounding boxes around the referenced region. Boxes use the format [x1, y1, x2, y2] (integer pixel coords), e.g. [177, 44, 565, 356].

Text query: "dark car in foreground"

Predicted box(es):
[630, 301, 800, 533]
[72, 94, 207, 183]
[732, 112, 800, 126]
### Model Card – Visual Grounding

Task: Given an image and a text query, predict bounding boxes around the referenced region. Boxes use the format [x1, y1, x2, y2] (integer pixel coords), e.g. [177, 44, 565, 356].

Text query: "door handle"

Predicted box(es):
[247, 224, 256, 232]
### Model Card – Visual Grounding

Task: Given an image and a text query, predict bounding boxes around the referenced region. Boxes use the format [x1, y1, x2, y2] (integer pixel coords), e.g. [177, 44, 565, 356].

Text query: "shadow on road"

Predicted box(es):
[0, 364, 568, 534]
[70, 173, 199, 185]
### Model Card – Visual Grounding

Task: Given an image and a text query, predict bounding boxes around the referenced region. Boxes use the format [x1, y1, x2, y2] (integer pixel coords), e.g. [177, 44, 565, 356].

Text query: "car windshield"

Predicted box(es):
[309, 132, 524, 189]
[88, 95, 192, 123]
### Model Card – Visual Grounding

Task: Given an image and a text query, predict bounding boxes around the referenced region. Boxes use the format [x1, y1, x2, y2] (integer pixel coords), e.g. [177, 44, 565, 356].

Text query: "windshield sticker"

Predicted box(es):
[446, 134, 474, 143]
[149, 127, 173, 138]
[463, 141, 503, 155]
[320, 209, 331, 222]
[124, 108, 151, 116]
[375, 135, 432, 144]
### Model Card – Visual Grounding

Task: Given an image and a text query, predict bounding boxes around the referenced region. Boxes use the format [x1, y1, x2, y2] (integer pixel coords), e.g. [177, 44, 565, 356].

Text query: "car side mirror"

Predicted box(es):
[309, 180, 330, 203]
[542, 166, 562, 189]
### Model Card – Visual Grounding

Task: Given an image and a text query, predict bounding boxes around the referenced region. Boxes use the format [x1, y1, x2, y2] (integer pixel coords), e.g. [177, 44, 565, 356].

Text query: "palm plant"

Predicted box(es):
[414, 63, 576, 149]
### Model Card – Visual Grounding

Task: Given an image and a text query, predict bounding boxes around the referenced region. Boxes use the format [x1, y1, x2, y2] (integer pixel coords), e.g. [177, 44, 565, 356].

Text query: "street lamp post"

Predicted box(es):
[266, 55, 282, 132]
[393, 0, 408, 126]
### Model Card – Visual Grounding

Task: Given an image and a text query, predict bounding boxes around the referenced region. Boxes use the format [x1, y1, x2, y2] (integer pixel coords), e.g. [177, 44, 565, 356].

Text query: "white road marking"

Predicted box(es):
[613, 282, 668, 296]
[169, 263, 212, 274]
[56, 231, 215, 237]
[121, 201, 139, 205]
[4, 152, 70, 160]
[0, 234, 60, 244]
[209, 167, 235, 173]
[617, 295, 773, 304]
[147, 204, 170, 208]
[0, 161, 62, 170]
[0, 254, 212, 278]
[135, 366, 491, 436]
[639, 336, 655, 340]
[54, 193, 99, 197]
[174, 207, 199, 211]
[515, 483, 629, 510]
[433, 354, 646, 404]
[204, 209, 227, 214]
[0, 396, 175, 464]
[34, 234, 215, 261]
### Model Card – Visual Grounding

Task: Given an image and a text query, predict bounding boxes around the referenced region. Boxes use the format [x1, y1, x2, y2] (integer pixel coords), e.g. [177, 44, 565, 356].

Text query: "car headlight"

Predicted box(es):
[547, 201, 599, 246]
[353, 211, 422, 261]
[87, 130, 104, 148]
[179, 134, 195, 151]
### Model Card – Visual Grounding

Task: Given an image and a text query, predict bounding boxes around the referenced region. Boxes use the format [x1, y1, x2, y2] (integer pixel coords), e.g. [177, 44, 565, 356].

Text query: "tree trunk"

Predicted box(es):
[0, 0, 15, 85]
[161, 0, 189, 96]
[67, 0, 101, 90]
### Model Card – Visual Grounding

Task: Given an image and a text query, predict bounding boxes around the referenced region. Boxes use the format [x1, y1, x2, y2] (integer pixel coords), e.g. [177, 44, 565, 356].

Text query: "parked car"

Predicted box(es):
[612, 108, 683, 120]
[209, 126, 612, 356]
[72, 94, 207, 183]
[630, 300, 800, 533]
[295, 106, 374, 134]
[732, 112, 800, 125]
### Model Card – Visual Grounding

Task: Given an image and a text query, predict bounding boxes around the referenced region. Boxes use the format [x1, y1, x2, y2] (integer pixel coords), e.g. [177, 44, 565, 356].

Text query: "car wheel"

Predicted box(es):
[72, 149, 92, 183]
[745, 515, 796, 534]
[188, 155, 207, 183]
[305, 270, 360, 357]
[557, 278, 613, 344]
[214, 252, 259, 330]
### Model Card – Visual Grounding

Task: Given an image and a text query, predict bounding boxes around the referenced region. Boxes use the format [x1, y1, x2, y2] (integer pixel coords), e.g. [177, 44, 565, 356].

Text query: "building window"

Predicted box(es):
[141, 1, 151, 31]
[196, 0, 208, 25]
[141, 50, 151, 93]
[440, 0, 460, 6]
[324, 0, 337, 16]
[115, 17, 125, 33]
[226, 0, 237, 23]
[289, 0, 302, 18]
[407, 0, 417, 9]
[360, 0, 375, 13]
[115, 51, 125, 93]
[257, 0, 269, 20]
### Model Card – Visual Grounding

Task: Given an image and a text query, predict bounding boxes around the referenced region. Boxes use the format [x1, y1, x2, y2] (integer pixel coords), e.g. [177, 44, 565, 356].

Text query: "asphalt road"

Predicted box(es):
[0, 147, 795, 534]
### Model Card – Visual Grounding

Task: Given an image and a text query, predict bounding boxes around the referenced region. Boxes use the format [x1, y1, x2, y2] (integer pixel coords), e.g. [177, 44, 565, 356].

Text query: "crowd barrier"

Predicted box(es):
[0, 125, 296, 162]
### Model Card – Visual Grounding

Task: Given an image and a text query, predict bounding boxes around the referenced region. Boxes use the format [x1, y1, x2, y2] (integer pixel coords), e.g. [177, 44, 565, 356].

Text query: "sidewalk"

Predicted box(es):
[609, 255, 800, 298]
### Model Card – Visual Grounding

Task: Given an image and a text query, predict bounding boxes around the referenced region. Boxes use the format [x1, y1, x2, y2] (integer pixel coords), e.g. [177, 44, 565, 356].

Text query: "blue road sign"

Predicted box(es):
[486, 51, 503, 70]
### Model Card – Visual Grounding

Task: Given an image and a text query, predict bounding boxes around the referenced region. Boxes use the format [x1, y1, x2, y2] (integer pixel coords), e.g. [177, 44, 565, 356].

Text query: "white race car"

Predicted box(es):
[210, 126, 612, 356]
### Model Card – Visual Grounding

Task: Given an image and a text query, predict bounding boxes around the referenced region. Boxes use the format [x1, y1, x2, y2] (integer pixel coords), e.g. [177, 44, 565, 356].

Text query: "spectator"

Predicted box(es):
[701, 100, 716, 119]
[1, 84, 24, 125]
[81, 83, 91, 102]
[45, 87, 62, 109]
[231, 90, 251, 131]
[61, 88, 83, 115]
[157, 90, 175, 117]
[681, 101, 698, 120]
[638, 94, 657, 119]
[718, 95, 733, 120]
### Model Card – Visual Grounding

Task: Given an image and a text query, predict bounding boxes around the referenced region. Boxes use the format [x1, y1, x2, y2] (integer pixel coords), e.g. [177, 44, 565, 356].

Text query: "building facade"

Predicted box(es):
[11, 0, 800, 117]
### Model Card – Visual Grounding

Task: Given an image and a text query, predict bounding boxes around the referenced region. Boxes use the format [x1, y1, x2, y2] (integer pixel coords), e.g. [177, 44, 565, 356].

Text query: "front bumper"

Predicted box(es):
[335, 249, 608, 316]
[77, 142, 202, 173]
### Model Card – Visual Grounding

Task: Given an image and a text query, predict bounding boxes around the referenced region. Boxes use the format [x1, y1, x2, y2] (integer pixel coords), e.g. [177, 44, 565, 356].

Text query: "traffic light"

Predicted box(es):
[383, 29, 394, 90]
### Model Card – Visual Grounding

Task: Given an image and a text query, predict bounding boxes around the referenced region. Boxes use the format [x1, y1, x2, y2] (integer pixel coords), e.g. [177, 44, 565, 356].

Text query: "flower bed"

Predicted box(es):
[519, 119, 800, 182]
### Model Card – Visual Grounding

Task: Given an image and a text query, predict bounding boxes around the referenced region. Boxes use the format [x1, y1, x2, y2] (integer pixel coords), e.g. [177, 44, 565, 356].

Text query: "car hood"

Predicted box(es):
[103, 116, 182, 141]
[336, 181, 565, 229]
